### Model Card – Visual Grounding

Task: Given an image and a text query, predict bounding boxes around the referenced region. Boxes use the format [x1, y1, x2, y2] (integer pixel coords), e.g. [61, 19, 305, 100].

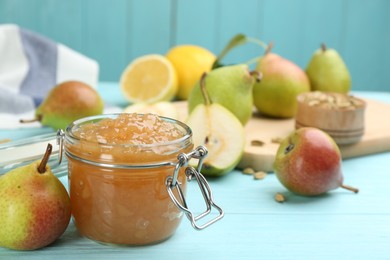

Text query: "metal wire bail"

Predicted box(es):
[166, 146, 224, 230]
[56, 129, 65, 165]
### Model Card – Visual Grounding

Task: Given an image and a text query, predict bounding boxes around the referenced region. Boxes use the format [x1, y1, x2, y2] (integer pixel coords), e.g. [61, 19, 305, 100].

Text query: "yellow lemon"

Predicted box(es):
[120, 54, 178, 103]
[166, 45, 215, 100]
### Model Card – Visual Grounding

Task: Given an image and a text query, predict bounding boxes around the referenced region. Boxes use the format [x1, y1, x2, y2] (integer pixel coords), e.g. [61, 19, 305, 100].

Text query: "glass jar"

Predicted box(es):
[61, 114, 223, 246]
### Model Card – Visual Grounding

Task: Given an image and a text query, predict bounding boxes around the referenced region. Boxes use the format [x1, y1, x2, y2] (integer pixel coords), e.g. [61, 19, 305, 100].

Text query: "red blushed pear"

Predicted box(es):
[273, 127, 358, 196]
[253, 42, 311, 118]
[0, 144, 71, 250]
[20, 81, 104, 130]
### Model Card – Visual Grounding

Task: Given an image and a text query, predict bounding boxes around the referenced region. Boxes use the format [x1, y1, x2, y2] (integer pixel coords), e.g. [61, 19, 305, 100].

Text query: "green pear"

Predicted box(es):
[21, 81, 104, 130]
[186, 73, 246, 176]
[306, 43, 351, 93]
[188, 64, 261, 125]
[253, 44, 310, 118]
[0, 144, 71, 250]
[273, 127, 359, 196]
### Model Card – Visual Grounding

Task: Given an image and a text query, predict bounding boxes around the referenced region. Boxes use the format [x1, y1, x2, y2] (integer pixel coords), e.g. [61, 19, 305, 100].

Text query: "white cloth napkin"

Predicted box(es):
[0, 24, 100, 129]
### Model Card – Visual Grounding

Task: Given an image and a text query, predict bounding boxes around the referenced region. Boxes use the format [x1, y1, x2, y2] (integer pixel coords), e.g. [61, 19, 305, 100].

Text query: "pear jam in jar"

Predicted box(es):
[64, 113, 193, 246]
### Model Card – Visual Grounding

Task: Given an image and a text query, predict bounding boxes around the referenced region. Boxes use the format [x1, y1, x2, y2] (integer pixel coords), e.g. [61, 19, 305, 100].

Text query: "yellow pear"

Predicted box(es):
[0, 144, 71, 250]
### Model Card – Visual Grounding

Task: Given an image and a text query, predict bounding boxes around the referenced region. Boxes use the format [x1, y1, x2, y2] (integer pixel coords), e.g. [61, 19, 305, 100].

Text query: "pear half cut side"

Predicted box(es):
[186, 103, 246, 176]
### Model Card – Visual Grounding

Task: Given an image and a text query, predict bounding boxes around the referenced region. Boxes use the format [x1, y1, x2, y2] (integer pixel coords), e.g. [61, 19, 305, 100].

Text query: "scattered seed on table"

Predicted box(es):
[253, 171, 267, 180]
[0, 139, 11, 144]
[275, 192, 285, 203]
[242, 167, 255, 175]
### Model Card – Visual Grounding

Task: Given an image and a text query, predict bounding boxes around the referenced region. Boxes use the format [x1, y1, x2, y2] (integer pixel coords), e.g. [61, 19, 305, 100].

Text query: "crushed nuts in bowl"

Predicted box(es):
[295, 91, 366, 145]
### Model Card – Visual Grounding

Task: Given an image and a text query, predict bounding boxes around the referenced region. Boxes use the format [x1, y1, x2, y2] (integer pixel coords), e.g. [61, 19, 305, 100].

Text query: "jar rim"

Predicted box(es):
[65, 113, 193, 149]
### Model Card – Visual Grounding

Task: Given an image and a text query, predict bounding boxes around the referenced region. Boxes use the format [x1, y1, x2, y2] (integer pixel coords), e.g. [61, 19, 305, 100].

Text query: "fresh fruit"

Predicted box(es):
[166, 45, 215, 100]
[123, 101, 178, 119]
[188, 64, 261, 125]
[186, 73, 246, 176]
[0, 144, 71, 250]
[120, 54, 178, 103]
[273, 127, 359, 196]
[306, 43, 351, 93]
[253, 43, 310, 118]
[20, 81, 104, 130]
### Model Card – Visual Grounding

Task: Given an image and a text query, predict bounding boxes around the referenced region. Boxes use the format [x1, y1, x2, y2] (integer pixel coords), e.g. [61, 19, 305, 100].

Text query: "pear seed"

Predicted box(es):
[242, 167, 255, 175]
[253, 171, 267, 180]
[251, 140, 265, 146]
[304, 91, 363, 110]
[0, 139, 11, 144]
[275, 192, 285, 203]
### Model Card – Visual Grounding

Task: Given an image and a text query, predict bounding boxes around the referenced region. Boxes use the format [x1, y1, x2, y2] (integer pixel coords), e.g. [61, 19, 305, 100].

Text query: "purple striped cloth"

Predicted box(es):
[0, 24, 99, 128]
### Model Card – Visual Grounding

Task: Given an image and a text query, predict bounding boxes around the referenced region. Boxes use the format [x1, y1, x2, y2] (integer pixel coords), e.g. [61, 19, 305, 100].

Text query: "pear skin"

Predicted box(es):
[0, 144, 71, 250]
[273, 127, 358, 196]
[187, 73, 246, 176]
[22, 81, 104, 130]
[306, 44, 351, 93]
[188, 64, 260, 125]
[253, 49, 310, 118]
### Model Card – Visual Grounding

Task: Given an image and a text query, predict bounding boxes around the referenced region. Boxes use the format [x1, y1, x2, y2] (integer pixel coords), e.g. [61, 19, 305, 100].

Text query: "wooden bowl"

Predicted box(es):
[295, 91, 366, 145]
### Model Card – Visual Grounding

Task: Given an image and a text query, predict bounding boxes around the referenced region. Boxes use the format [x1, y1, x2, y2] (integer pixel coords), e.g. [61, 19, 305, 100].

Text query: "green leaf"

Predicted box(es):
[212, 34, 247, 69]
[212, 34, 268, 70]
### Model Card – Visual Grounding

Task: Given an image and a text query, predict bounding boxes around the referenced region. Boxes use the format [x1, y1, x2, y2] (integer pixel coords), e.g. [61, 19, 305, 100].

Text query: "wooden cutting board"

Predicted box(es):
[175, 98, 390, 172]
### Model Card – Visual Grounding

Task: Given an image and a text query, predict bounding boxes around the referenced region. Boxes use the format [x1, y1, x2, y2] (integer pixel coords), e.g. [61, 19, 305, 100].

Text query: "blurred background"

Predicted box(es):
[0, 0, 389, 91]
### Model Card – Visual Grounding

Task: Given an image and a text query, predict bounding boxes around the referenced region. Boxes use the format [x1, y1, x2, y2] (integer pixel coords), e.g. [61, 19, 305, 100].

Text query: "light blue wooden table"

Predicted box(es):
[1, 83, 390, 259]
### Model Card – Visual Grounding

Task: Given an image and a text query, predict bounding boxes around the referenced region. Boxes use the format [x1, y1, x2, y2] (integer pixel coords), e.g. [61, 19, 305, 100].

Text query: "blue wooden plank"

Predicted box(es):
[215, 0, 265, 67]
[0, 0, 83, 50]
[174, 0, 218, 53]
[261, 0, 307, 66]
[36, 0, 84, 51]
[386, 7, 390, 91]
[343, 0, 390, 91]
[0, 0, 40, 31]
[299, 0, 345, 69]
[83, 0, 128, 81]
[128, 0, 172, 57]
[0, 0, 389, 90]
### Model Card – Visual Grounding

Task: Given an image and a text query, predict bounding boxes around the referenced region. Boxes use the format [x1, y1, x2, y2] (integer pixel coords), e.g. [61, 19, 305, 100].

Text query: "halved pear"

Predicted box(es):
[186, 103, 246, 176]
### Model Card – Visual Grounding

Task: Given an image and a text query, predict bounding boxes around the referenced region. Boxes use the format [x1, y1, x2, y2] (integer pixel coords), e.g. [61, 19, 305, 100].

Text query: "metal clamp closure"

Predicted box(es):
[166, 146, 224, 230]
[56, 129, 65, 165]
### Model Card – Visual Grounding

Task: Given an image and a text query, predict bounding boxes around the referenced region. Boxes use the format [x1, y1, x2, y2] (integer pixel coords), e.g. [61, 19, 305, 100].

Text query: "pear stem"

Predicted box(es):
[321, 43, 327, 52]
[340, 184, 359, 194]
[265, 42, 274, 55]
[19, 118, 38, 124]
[38, 143, 52, 174]
[200, 72, 212, 106]
[20, 114, 42, 124]
[249, 70, 262, 83]
[245, 41, 273, 66]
